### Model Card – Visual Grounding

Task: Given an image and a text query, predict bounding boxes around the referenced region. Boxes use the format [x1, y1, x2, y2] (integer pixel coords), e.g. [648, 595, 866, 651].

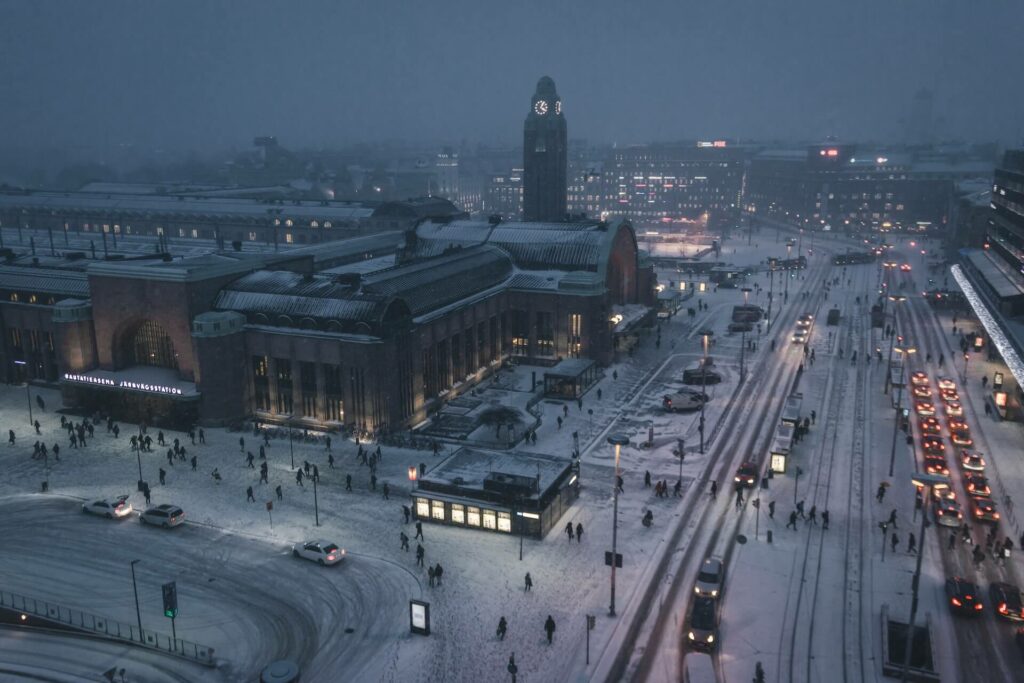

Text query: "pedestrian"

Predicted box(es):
[822, 509, 829, 529]
[276, 485, 283, 501]
[345, 474, 353, 491]
[544, 615, 556, 644]
[199, 428, 205, 444]
[891, 532, 899, 553]
[313, 465, 320, 483]
[497, 616, 507, 640]
[247, 452, 255, 468]
[212, 468, 222, 484]
[948, 532, 957, 550]
[576, 522, 583, 543]
[415, 521, 424, 541]
[260, 462, 268, 484]
[239, 436, 245, 452]
[796, 500, 805, 518]
[428, 565, 436, 588]
[416, 544, 425, 567]
[435, 563, 443, 585]
[113, 424, 119, 439]
[247, 486, 255, 502]
[768, 500, 776, 519]
[807, 506, 818, 525]
[565, 521, 575, 541]
[972, 544, 985, 566]
[786, 511, 798, 529]
[876, 483, 886, 503]
[710, 480, 717, 499]
[524, 572, 533, 591]
[157, 430, 165, 446]
[166, 450, 174, 467]
[557, 416, 563, 430]
[382, 482, 390, 500]
[143, 484, 152, 506]
[34, 420, 40, 435]
[52, 443, 60, 462]
[597, 388, 603, 400]
[259, 445, 266, 460]
[735, 488, 744, 509]
[673, 479, 682, 497]
[296, 469, 304, 487]
[907, 533, 917, 554]
[644, 471, 652, 488]
[190, 455, 197, 471]
[563, 404, 569, 418]
[328, 453, 335, 469]
[36, 395, 45, 411]
[403, 505, 411, 524]
[7, 429, 13, 446]
[370, 473, 377, 491]
[810, 410, 816, 425]
[888, 508, 898, 529]
[400, 531, 409, 551]
[159, 467, 166, 485]
[616, 475, 624, 494]
[613, 369, 618, 381]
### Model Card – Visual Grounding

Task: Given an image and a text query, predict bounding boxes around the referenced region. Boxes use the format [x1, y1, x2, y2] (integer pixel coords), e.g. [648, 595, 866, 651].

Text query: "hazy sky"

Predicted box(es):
[1, 0, 1021, 158]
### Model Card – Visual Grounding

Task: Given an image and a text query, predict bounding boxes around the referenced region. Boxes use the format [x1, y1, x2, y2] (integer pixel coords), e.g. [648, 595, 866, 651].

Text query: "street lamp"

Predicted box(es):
[12, 360, 32, 426]
[607, 434, 629, 616]
[129, 559, 144, 643]
[901, 473, 950, 681]
[740, 288, 752, 379]
[962, 353, 970, 383]
[887, 344, 917, 477]
[784, 243, 792, 300]
[766, 260, 776, 332]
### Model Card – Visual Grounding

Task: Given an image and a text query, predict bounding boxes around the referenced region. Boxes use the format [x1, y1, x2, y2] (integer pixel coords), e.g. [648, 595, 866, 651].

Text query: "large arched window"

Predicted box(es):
[129, 320, 178, 369]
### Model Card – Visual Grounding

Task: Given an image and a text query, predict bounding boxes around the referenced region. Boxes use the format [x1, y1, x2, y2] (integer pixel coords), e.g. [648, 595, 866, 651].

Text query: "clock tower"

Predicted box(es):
[523, 76, 567, 222]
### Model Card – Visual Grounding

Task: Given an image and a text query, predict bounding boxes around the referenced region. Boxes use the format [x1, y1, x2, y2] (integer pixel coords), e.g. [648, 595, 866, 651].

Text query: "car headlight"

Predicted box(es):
[688, 631, 695, 640]
[694, 586, 701, 594]
[707, 634, 715, 643]
[711, 590, 718, 597]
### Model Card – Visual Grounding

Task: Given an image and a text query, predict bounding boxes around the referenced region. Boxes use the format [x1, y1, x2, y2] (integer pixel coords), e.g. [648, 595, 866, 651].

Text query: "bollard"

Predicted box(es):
[766, 529, 773, 544]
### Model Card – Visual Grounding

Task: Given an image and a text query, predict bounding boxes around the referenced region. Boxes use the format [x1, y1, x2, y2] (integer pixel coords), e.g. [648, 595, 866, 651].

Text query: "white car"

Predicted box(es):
[82, 496, 133, 519]
[937, 377, 956, 391]
[694, 556, 724, 598]
[791, 329, 808, 344]
[292, 540, 345, 566]
[140, 504, 185, 528]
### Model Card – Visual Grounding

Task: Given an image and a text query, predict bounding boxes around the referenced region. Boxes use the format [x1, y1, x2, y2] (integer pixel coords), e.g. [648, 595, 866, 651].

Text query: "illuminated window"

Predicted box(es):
[416, 498, 430, 518]
[191, 229, 198, 239]
[451, 504, 465, 524]
[285, 219, 293, 227]
[497, 511, 511, 533]
[467, 506, 481, 526]
[249, 232, 257, 241]
[9, 293, 18, 302]
[482, 509, 497, 530]
[156, 227, 164, 236]
[285, 233, 294, 244]
[431, 500, 445, 520]
[28, 294, 37, 304]
[569, 313, 582, 358]
[127, 320, 177, 369]
[323, 221, 332, 229]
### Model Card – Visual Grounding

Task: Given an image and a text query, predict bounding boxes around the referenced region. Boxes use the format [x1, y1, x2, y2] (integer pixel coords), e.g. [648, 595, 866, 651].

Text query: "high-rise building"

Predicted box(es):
[523, 76, 567, 222]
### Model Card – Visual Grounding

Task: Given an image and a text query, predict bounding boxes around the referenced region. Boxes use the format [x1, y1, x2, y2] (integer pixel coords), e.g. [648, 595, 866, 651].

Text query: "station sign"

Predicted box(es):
[63, 373, 184, 396]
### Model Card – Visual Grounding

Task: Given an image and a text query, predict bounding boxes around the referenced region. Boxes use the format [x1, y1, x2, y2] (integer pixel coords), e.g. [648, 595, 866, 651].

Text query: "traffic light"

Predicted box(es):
[162, 581, 177, 619]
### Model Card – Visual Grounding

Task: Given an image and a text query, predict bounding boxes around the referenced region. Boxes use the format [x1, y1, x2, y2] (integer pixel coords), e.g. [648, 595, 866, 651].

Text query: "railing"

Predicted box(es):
[0, 589, 216, 667]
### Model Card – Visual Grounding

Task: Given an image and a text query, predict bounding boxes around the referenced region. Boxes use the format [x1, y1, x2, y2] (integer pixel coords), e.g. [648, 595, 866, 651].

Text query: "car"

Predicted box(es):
[82, 495, 133, 519]
[946, 577, 984, 615]
[915, 401, 935, 416]
[934, 498, 962, 527]
[921, 436, 945, 454]
[938, 377, 957, 391]
[970, 497, 999, 522]
[918, 418, 940, 434]
[965, 474, 991, 498]
[797, 314, 813, 328]
[951, 431, 973, 447]
[910, 372, 929, 387]
[944, 401, 963, 417]
[292, 540, 346, 566]
[932, 485, 956, 502]
[694, 556, 724, 598]
[990, 583, 1024, 622]
[900, 263, 912, 272]
[940, 389, 960, 402]
[924, 456, 949, 476]
[961, 452, 985, 472]
[687, 596, 718, 650]
[791, 329, 808, 344]
[912, 386, 932, 398]
[734, 462, 758, 488]
[663, 392, 706, 413]
[947, 418, 969, 432]
[139, 504, 185, 528]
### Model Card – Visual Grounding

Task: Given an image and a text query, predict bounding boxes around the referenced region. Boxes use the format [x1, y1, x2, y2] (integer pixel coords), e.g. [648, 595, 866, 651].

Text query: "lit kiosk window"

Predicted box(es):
[408, 447, 579, 538]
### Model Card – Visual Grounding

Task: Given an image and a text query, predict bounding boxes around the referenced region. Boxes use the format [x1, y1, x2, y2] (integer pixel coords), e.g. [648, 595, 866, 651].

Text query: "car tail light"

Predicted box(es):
[952, 598, 962, 606]
[327, 554, 336, 561]
[1000, 603, 1008, 613]
[975, 602, 984, 611]
[994, 513, 1001, 519]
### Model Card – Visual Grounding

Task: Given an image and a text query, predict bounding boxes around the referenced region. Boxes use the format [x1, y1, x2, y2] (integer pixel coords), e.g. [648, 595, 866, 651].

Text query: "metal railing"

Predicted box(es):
[0, 589, 215, 667]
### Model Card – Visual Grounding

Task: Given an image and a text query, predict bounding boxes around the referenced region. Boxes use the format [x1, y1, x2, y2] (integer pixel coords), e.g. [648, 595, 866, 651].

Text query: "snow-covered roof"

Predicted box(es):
[418, 447, 572, 502]
[0, 265, 90, 297]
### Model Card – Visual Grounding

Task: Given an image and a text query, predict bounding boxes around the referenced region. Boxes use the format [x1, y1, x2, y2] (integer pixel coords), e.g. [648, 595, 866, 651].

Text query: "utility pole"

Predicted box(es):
[607, 434, 629, 616]
[130, 560, 143, 643]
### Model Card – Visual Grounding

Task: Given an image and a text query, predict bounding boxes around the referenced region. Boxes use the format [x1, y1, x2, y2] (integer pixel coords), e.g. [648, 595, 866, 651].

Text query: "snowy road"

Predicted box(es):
[0, 495, 419, 681]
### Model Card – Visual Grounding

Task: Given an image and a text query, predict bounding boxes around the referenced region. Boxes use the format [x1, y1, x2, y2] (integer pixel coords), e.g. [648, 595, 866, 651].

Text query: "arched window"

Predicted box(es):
[129, 320, 177, 369]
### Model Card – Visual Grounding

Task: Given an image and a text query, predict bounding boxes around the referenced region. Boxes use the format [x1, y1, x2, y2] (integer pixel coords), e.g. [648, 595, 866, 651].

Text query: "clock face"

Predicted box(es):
[555, 100, 562, 115]
[534, 100, 549, 115]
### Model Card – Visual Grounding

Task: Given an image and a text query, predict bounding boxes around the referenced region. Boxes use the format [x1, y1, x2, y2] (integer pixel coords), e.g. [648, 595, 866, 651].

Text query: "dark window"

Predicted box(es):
[324, 365, 344, 422]
[510, 310, 529, 356]
[300, 362, 317, 418]
[275, 359, 293, 414]
[451, 333, 462, 382]
[252, 356, 270, 411]
[536, 311, 554, 356]
[129, 321, 177, 369]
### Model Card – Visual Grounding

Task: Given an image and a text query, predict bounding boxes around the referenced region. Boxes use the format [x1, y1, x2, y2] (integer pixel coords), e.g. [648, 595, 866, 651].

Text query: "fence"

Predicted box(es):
[0, 589, 216, 667]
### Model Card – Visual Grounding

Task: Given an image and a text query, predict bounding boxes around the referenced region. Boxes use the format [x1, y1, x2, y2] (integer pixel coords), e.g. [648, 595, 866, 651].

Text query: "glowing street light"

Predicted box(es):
[607, 434, 629, 616]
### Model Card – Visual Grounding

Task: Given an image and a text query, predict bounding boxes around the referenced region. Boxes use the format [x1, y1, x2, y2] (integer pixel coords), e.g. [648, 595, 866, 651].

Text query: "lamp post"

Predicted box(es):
[784, 243, 792, 300]
[887, 345, 916, 477]
[740, 287, 752, 380]
[607, 434, 630, 616]
[698, 329, 712, 454]
[129, 559, 144, 643]
[288, 418, 295, 470]
[12, 360, 32, 426]
[901, 473, 950, 681]
[766, 261, 775, 332]
[962, 352, 970, 383]
[313, 475, 320, 527]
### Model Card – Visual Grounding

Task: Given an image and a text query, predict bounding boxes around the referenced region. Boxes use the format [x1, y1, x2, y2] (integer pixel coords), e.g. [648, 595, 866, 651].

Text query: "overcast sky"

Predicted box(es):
[1, 0, 1021, 159]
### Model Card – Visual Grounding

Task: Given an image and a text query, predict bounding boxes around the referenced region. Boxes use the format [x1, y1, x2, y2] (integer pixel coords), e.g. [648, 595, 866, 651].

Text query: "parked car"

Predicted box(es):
[945, 577, 983, 616]
[292, 540, 345, 566]
[990, 582, 1024, 622]
[687, 597, 718, 651]
[664, 392, 705, 413]
[82, 495, 133, 519]
[139, 504, 185, 528]
[694, 556, 724, 599]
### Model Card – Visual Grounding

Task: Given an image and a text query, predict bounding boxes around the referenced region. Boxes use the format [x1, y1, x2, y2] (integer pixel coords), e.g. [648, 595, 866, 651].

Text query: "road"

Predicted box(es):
[0, 495, 420, 681]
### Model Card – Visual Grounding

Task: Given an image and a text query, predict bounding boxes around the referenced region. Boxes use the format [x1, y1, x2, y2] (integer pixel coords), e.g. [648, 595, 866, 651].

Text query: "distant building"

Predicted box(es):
[523, 77, 567, 222]
[484, 168, 523, 219]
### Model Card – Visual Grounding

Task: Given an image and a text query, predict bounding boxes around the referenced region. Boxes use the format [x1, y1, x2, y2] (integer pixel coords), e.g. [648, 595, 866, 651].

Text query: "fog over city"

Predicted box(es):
[2, 0, 1022, 165]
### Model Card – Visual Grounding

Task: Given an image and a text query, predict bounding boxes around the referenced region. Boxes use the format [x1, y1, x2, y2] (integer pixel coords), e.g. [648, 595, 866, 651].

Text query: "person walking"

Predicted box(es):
[370, 473, 377, 491]
[7, 430, 14, 446]
[328, 453, 335, 469]
[497, 616, 507, 640]
[403, 505, 411, 524]
[891, 532, 899, 554]
[275, 485, 283, 501]
[345, 474, 353, 491]
[416, 544, 425, 567]
[710, 480, 717, 500]
[158, 468, 166, 486]
[428, 565, 436, 588]
[822, 509, 830, 530]
[313, 465, 320, 483]
[239, 436, 245, 452]
[435, 564, 443, 585]
[415, 521, 424, 541]
[735, 488, 744, 510]
[166, 450, 174, 467]
[576, 522, 583, 543]
[768, 500, 776, 520]
[616, 475, 624, 494]
[786, 511, 798, 530]
[247, 486, 255, 503]
[211, 468, 222, 484]
[807, 506, 818, 525]
[247, 452, 255, 468]
[382, 482, 390, 500]
[673, 479, 682, 497]
[888, 508, 898, 530]
[260, 462, 269, 484]
[143, 483, 152, 506]
[296, 469, 304, 487]
[644, 471, 652, 488]
[907, 533, 917, 554]
[544, 615, 556, 644]
[190, 455, 197, 471]
[400, 531, 409, 551]
[796, 500, 806, 519]
[199, 428, 205, 444]
[876, 483, 886, 503]
[524, 572, 533, 591]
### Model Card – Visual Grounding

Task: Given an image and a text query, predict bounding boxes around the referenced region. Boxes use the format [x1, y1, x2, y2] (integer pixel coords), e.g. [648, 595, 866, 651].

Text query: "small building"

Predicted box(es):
[412, 447, 578, 538]
[543, 358, 599, 399]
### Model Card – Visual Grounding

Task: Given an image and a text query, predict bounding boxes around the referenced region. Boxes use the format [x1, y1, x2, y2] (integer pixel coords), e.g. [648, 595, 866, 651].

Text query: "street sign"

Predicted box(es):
[266, 501, 273, 511]
[162, 581, 177, 619]
[604, 551, 623, 568]
[587, 615, 596, 630]
[409, 599, 430, 635]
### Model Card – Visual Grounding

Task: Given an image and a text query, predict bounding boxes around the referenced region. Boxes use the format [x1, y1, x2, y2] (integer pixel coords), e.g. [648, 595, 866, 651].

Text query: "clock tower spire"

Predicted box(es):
[523, 76, 567, 222]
